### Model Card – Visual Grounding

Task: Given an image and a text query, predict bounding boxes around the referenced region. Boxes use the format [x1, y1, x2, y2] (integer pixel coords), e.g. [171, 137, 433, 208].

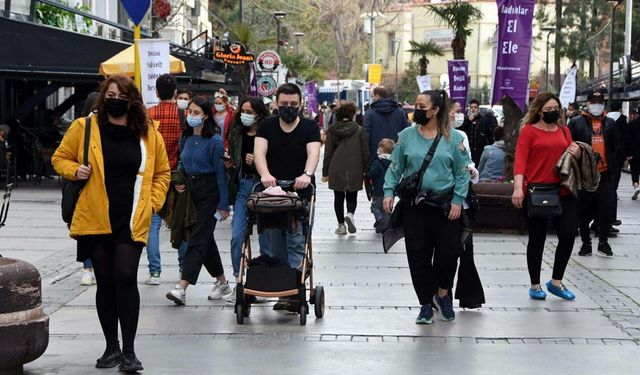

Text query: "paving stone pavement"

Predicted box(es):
[1, 171, 639, 374]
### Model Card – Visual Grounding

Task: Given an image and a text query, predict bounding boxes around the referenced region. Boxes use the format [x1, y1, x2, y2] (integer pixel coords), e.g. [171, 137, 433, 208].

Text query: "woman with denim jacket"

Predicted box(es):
[383, 90, 471, 325]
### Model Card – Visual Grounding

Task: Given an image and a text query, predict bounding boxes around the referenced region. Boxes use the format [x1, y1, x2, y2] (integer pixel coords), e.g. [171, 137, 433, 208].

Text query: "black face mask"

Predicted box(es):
[542, 110, 560, 124]
[104, 98, 129, 118]
[413, 108, 431, 125]
[279, 106, 299, 124]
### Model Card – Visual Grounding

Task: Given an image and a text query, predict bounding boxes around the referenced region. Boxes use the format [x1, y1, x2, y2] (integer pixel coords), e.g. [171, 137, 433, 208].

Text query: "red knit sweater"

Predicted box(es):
[514, 125, 572, 194]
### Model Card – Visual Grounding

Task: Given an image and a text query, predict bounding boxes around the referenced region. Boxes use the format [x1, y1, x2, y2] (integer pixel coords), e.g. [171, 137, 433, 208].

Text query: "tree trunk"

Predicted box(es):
[498, 95, 524, 181]
[553, 0, 562, 92]
[420, 56, 427, 76]
[452, 36, 466, 60]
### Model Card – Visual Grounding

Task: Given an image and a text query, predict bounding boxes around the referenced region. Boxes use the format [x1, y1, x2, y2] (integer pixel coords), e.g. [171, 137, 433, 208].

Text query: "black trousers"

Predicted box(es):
[579, 171, 612, 244]
[402, 203, 460, 306]
[454, 212, 485, 308]
[182, 175, 224, 285]
[333, 190, 358, 223]
[610, 168, 622, 222]
[630, 158, 640, 185]
[524, 194, 578, 285]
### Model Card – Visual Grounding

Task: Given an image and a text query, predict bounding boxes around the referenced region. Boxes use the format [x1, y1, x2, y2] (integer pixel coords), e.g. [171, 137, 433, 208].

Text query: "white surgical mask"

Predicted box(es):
[240, 113, 256, 127]
[214, 104, 226, 113]
[177, 99, 189, 110]
[454, 113, 465, 128]
[588, 103, 605, 117]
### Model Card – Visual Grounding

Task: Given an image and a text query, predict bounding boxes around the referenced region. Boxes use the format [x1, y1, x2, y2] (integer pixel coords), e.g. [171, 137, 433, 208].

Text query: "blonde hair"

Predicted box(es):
[522, 92, 565, 126]
[378, 138, 394, 154]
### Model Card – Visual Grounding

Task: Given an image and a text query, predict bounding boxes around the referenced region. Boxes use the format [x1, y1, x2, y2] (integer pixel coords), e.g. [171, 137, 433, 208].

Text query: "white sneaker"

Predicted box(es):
[80, 270, 95, 286]
[166, 284, 186, 305]
[632, 187, 640, 200]
[208, 280, 232, 300]
[145, 272, 161, 285]
[225, 285, 237, 304]
[335, 223, 347, 234]
[344, 212, 356, 233]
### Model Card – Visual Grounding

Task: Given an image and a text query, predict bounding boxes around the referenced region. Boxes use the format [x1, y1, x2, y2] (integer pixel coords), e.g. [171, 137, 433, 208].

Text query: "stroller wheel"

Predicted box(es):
[235, 303, 244, 324]
[299, 304, 307, 326]
[314, 286, 325, 319]
[244, 301, 251, 317]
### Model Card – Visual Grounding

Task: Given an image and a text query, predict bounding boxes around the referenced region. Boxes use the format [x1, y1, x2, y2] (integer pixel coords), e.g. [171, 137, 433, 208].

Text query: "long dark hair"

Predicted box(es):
[182, 96, 219, 139]
[233, 96, 269, 128]
[523, 92, 565, 126]
[95, 74, 149, 138]
[419, 89, 451, 138]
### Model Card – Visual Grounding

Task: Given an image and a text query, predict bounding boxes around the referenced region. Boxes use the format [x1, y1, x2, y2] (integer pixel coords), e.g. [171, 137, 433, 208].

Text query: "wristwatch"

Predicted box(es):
[304, 170, 314, 178]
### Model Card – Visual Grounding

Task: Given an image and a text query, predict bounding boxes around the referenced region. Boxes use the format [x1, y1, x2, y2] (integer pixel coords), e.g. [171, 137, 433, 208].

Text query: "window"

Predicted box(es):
[388, 32, 396, 57]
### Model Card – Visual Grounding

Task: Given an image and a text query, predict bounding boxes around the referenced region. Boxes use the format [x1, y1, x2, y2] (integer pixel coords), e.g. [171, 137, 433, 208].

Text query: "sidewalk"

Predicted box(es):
[1, 174, 639, 374]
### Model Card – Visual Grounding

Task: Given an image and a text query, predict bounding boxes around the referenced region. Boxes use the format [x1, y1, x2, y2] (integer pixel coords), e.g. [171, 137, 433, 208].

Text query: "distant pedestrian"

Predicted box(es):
[322, 102, 370, 234]
[51, 74, 170, 372]
[165, 96, 232, 305]
[384, 90, 471, 325]
[459, 99, 496, 165]
[212, 88, 234, 149]
[363, 86, 409, 161]
[605, 100, 629, 227]
[566, 102, 579, 120]
[366, 138, 394, 233]
[512, 92, 581, 301]
[478, 126, 506, 182]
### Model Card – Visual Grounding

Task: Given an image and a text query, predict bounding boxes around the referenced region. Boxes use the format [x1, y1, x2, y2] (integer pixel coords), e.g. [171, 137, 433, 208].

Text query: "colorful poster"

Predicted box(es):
[305, 81, 318, 116]
[447, 60, 469, 108]
[491, 0, 536, 110]
[257, 76, 277, 97]
[559, 67, 577, 109]
[138, 39, 170, 108]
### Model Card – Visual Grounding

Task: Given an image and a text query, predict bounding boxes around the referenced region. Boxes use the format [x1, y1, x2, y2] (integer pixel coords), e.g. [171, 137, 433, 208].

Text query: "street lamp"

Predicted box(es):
[293, 32, 305, 54]
[542, 26, 555, 93]
[608, 0, 624, 110]
[393, 38, 402, 101]
[272, 11, 287, 54]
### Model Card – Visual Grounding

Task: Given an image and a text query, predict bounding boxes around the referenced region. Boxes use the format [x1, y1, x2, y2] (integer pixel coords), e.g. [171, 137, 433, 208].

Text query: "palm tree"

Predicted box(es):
[426, 0, 483, 60]
[229, 22, 275, 98]
[407, 40, 444, 76]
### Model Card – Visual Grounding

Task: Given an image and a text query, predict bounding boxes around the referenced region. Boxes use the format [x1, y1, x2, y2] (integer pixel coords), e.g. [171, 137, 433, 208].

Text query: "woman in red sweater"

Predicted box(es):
[512, 93, 581, 301]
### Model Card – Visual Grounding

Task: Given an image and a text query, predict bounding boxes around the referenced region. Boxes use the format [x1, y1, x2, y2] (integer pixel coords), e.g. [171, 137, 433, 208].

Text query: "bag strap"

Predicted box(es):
[82, 116, 91, 166]
[415, 133, 441, 181]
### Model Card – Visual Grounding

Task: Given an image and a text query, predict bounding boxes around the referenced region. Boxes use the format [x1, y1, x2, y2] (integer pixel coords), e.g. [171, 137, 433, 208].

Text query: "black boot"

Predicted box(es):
[95, 341, 122, 369]
[119, 347, 144, 373]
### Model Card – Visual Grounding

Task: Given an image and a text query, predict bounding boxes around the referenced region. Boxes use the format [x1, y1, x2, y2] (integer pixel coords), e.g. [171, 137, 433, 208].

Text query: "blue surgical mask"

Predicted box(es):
[214, 104, 226, 113]
[240, 113, 256, 127]
[187, 115, 203, 128]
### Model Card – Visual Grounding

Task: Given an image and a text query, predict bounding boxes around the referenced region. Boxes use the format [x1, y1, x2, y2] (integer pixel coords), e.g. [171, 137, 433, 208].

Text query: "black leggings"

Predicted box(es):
[524, 194, 578, 285]
[333, 191, 358, 223]
[91, 242, 143, 352]
[631, 158, 640, 185]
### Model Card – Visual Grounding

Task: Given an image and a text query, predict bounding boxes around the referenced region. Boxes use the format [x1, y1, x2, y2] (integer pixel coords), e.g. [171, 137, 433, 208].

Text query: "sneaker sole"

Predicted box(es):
[80, 280, 93, 286]
[596, 251, 613, 258]
[577, 252, 592, 257]
[119, 364, 144, 373]
[145, 280, 161, 286]
[432, 297, 455, 321]
[632, 190, 640, 200]
[344, 216, 356, 233]
[165, 292, 185, 305]
[415, 318, 433, 325]
[208, 288, 232, 300]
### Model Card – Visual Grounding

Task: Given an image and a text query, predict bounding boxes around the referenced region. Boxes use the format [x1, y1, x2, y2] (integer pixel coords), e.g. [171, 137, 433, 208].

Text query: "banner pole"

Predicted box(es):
[134, 25, 142, 88]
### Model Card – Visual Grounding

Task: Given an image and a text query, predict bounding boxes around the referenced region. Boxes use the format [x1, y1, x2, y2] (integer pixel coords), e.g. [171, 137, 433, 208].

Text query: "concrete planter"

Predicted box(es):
[0, 257, 49, 375]
[474, 182, 525, 234]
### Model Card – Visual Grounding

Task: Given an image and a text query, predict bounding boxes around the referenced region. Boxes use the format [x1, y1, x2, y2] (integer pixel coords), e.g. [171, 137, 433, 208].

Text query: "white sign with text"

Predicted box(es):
[416, 75, 432, 92]
[138, 39, 170, 108]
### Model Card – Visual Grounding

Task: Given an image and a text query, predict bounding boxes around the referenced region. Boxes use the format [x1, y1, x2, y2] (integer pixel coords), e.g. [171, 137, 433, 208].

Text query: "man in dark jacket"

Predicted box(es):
[363, 86, 409, 160]
[568, 89, 622, 257]
[605, 100, 630, 228]
[459, 99, 496, 165]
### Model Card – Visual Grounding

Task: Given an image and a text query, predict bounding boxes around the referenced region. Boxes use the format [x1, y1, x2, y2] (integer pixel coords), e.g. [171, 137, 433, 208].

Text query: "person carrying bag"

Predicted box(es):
[60, 115, 91, 225]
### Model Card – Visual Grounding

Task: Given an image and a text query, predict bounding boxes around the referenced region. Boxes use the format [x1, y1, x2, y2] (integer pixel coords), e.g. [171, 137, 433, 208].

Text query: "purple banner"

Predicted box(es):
[248, 63, 258, 97]
[447, 60, 469, 108]
[304, 81, 318, 116]
[492, 0, 535, 110]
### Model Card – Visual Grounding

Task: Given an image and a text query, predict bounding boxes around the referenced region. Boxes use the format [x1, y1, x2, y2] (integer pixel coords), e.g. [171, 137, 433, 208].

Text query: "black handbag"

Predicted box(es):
[61, 116, 91, 225]
[526, 183, 562, 219]
[394, 134, 441, 201]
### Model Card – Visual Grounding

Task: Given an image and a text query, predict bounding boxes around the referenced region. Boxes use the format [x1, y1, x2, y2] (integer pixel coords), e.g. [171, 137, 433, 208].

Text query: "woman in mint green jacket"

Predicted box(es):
[383, 90, 471, 325]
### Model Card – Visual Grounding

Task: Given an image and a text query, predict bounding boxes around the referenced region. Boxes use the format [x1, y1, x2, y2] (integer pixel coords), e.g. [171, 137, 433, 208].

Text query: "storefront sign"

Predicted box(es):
[138, 39, 170, 108]
[213, 42, 255, 65]
[367, 64, 382, 84]
[257, 76, 277, 97]
[491, 0, 536, 110]
[257, 50, 281, 72]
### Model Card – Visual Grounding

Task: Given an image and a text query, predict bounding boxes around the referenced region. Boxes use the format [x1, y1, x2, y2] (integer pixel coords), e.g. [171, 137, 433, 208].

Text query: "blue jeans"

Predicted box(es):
[264, 226, 305, 269]
[146, 213, 163, 274]
[177, 241, 188, 272]
[230, 178, 270, 277]
[371, 195, 389, 226]
[83, 259, 92, 269]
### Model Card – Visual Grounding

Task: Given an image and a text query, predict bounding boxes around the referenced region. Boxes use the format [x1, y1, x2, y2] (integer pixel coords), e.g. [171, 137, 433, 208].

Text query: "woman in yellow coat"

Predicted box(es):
[52, 74, 170, 372]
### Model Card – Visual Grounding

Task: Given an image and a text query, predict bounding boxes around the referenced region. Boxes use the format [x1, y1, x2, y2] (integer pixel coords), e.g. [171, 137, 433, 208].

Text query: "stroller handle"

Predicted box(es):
[251, 179, 316, 195]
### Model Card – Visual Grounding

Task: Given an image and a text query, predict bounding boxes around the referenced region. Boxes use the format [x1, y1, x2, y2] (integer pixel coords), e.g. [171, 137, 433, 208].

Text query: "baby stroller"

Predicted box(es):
[235, 180, 325, 325]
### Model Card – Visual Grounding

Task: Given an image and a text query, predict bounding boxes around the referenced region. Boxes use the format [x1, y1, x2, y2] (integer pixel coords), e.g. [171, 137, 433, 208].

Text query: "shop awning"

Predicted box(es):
[99, 45, 186, 76]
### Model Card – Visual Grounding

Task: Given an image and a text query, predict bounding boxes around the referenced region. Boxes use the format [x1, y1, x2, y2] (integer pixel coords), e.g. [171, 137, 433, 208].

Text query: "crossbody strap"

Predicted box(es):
[415, 133, 441, 180]
[82, 116, 91, 166]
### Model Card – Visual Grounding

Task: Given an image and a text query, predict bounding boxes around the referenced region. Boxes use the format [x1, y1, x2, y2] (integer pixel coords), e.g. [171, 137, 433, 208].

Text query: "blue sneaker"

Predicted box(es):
[432, 294, 455, 321]
[528, 285, 547, 300]
[546, 281, 576, 301]
[415, 304, 433, 324]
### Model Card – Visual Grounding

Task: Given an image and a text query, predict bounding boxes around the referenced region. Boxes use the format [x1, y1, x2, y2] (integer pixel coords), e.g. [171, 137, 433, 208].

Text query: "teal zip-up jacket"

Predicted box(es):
[383, 126, 471, 205]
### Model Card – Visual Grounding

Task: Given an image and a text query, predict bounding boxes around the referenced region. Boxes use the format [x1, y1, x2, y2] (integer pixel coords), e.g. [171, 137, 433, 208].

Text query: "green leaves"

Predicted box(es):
[424, 0, 483, 60]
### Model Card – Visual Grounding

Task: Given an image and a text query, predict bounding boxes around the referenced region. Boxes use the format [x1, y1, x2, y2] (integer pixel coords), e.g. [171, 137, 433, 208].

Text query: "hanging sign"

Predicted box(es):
[367, 64, 382, 84]
[447, 60, 469, 108]
[138, 39, 170, 108]
[257, 50, 281, 72]
[257, 76, 277, 97]
[213, 42, 255, 65]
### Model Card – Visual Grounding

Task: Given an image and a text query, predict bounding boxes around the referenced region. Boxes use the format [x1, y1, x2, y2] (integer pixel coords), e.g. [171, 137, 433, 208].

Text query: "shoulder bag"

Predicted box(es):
[394, 133, 441, 202]
[61, 116, 91, 225]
